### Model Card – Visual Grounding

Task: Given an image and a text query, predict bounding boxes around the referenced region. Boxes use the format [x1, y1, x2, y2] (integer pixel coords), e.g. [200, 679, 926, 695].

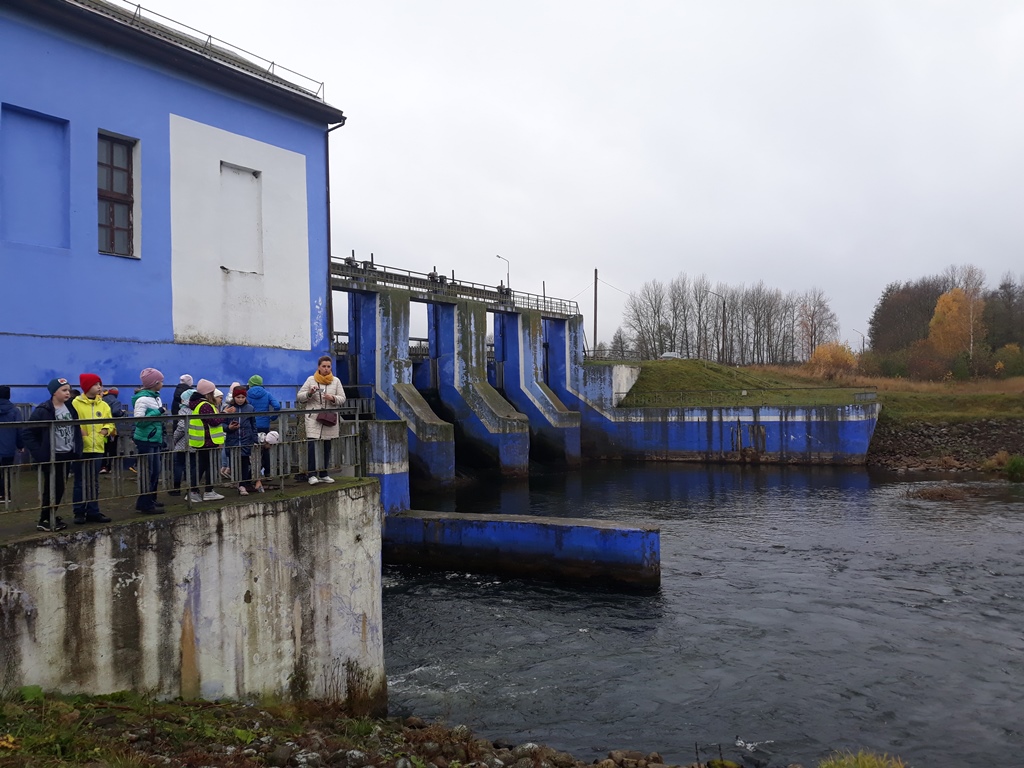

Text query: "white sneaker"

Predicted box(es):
[187, 492, 203, 503]
[319, 476, 335, 484]
[308, 476, 319, 485]
[202, 491, 225, 501]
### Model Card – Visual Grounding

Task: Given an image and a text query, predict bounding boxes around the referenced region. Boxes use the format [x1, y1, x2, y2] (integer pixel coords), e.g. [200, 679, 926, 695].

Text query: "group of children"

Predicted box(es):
[1, 367, 283, 532]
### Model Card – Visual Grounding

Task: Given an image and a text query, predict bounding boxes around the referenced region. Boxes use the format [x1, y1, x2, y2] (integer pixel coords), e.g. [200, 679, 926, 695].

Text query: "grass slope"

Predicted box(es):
[594, 358, 1024, 422]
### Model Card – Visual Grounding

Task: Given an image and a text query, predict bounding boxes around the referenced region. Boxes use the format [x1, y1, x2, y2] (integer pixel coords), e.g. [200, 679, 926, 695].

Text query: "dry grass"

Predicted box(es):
[903, 484, 969, 501]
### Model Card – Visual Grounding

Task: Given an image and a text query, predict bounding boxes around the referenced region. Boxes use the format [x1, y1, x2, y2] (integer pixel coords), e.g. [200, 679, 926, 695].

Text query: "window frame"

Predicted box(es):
[97, 133, 136, 258]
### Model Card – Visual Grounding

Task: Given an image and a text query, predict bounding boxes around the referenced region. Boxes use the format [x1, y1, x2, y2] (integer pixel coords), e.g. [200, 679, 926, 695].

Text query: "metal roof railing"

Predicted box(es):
[70, 0, 329, 101]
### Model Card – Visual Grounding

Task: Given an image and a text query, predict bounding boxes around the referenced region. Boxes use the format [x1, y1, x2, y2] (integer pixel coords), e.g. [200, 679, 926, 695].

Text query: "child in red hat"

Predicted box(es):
[70, 373, 113, 524]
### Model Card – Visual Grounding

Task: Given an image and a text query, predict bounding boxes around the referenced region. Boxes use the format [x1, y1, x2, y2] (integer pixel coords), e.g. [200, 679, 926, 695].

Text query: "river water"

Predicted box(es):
[383, 465, 1024, 768]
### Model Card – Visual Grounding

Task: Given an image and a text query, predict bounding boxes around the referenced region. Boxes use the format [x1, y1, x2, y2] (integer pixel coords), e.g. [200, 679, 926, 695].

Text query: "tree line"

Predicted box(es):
[608, 273, 840, 364]
[865, 264, 1024, 379]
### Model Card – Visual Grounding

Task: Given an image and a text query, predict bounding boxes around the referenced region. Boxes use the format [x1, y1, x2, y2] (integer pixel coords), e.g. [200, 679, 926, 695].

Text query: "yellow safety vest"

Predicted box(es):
[188, 402, 225, 448]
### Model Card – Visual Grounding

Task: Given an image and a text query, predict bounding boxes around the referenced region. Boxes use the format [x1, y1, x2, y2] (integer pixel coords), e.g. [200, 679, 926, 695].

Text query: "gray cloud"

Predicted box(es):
[148, 0, 1024, 346]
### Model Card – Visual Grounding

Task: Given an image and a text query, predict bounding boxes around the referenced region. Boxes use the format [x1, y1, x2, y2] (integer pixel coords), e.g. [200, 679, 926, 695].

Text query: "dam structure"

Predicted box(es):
[331, 258, 880, 490]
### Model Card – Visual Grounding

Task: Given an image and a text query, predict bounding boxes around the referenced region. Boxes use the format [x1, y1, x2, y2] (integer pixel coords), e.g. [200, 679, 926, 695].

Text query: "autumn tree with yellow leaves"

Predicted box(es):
[928, 287, 985, 361]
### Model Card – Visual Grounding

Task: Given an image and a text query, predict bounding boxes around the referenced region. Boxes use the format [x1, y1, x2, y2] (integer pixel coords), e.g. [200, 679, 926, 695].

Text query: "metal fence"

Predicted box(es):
[0, 403, 366, 531]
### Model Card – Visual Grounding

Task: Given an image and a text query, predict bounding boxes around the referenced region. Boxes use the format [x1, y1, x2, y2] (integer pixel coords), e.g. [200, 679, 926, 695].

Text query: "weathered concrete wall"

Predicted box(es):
[361, 419, 411, 515]
[548, 316, 878, 464]
[0, 486, 386, 714]
[493, 311, 581, 468]
[383, 510, 660, 590]
[349, 289, 455, 490]
[430, 301, 529, 476]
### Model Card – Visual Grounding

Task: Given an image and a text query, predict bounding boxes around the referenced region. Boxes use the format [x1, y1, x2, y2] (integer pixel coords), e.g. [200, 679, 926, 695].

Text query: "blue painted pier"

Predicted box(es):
[382, 510, 661, 590]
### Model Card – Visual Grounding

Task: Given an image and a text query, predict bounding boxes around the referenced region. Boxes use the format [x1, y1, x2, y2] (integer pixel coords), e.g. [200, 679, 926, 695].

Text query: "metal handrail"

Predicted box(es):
[0, 406, 365, 527]
[330, 257, 581, 318]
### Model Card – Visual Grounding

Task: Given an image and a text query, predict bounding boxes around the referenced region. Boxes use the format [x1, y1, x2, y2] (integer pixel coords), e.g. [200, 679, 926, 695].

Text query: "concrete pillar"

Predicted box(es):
[428, 299, 529, 477]
[360, 420, 410, 515]
[493, 310, 580, 468]
[348, 289, 455, 490]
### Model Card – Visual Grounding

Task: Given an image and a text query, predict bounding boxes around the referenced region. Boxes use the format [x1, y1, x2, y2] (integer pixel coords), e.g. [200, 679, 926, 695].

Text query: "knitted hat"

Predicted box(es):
[213, 389, 224, 400]
[140, 368, 164, 389]
[232, 386, 248, 397]
[179, 389, 196, 406]
[180, 374, 194, 386]
[47, 377, 70, 395]
[195, 378, 215, 396]
[247, 374, 263, 387]
[107, 387, 119, 396]
[80, 373, 102, 393]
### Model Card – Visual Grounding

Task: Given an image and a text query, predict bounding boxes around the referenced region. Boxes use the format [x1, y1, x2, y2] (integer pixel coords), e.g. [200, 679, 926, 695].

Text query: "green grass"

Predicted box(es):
[604, 359, 875, 408]
[596, 358, 1024, 422]
[818, 750, 907, 768]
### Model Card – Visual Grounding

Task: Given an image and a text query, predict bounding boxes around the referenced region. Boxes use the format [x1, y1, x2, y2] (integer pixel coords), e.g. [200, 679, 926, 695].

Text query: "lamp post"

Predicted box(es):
[496, 254, 509, 289]
[708, 291, 726, 364]
[852, 329, 866, 355]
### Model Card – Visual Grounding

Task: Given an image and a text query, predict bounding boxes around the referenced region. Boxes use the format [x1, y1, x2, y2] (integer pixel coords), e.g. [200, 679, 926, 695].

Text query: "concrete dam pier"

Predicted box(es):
[333, 260, 880, 491]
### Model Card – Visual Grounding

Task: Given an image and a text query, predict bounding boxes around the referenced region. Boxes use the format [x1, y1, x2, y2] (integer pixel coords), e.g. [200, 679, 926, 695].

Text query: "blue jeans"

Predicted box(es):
[134, 440, 162, 510]
[73, 452, 103, 517]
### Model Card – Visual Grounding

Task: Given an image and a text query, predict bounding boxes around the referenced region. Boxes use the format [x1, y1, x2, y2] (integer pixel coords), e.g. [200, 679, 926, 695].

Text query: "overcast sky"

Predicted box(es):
[141, 0, 1024, 348]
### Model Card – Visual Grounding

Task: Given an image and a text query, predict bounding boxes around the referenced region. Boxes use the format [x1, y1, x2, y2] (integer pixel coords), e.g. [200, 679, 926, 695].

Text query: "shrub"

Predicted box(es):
[1006, 454, 1024, 483]
[994, 343, 1024, 377]
[807, 342, 857, 380]
[906, 338, 950, 381]
[818, 750, 907, 768]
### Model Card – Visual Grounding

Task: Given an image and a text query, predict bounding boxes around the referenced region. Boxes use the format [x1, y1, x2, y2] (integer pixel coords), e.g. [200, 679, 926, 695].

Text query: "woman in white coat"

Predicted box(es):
[297, 355, 346, 484]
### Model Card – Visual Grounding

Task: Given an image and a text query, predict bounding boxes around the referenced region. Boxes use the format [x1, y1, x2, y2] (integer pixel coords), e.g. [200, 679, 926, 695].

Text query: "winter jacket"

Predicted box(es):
[132, 389, 165, 444]
[246, 385, 281, 430]
[102, 392, 129, 435]
[190, 400, 224, 449]
[23, 398, 83, 463]
[223, 402, 258, 450]
[0, 398, 24, 459]
[172, 402, 192, 452]
[71, 394, 114, 454]
[170, 383, 191, 418]
[297, 376, 346, 440]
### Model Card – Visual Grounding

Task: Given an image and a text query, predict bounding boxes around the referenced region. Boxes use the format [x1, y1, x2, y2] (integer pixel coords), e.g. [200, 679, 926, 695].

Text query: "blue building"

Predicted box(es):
[0, 0, 345, 392]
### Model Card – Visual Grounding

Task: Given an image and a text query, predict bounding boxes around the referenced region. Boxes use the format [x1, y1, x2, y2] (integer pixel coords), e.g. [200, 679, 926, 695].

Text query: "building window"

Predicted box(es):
[97, 134, 134, 257]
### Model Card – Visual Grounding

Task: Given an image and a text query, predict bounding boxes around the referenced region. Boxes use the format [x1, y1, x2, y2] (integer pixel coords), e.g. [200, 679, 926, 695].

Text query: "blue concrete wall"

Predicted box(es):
[383, 510, 660, 589]
[493, 311, 581, 467]
[429, 301, 529, 477]
[547, 317, 879, 463]
[0, 9, 333, 387]
[348, 290, 455, 490]
[360, 420, 410, 515]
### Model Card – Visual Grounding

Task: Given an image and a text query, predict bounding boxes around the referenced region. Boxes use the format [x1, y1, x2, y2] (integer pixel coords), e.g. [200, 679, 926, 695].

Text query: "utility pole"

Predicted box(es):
[593, 268, 598, 354]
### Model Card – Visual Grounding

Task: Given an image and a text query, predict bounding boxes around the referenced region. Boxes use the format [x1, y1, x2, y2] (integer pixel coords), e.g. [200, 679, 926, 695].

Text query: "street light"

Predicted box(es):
[708, 291, 726, 364]
[852, 329, 866, 355]
[495, 254, 510, 289]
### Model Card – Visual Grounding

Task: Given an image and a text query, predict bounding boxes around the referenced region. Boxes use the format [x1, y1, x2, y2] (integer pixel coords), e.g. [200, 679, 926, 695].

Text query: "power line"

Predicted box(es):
[598, 277, 631, 296]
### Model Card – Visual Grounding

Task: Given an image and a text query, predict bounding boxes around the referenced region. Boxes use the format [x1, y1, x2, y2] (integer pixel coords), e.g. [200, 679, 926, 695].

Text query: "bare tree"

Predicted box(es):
[610, 327, 632, 358]
[796, 287, 840, 360]
[623, 280, 668, 359]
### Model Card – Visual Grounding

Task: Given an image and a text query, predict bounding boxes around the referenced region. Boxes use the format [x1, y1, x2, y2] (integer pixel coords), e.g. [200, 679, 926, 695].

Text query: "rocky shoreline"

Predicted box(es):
[2, 695, 800, 768]
[867, 416, 1024, 472]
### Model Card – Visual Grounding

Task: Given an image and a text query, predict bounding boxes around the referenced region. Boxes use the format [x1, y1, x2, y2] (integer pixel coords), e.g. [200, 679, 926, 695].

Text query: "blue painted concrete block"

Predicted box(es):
[383, 510, 660, 590]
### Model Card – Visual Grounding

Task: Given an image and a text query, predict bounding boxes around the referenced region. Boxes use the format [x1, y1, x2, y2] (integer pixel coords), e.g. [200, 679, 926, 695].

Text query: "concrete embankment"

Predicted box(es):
[868, 416, 1024, 471]
[0, 484, 386, 713]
